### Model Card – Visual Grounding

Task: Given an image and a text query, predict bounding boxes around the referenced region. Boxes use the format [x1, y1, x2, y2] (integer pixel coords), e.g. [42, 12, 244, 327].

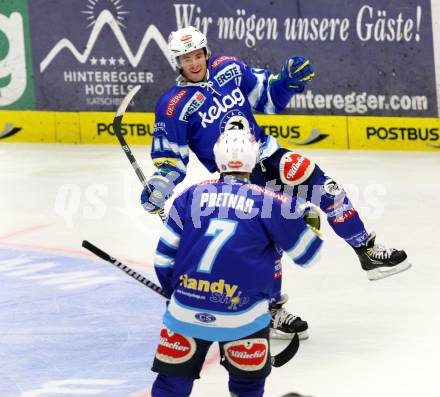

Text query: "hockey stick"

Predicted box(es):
[82, 240, 168, 298]
[113, 84, 167, 223]
[82, 240, 299, 367]
[271, 332, 299, 368]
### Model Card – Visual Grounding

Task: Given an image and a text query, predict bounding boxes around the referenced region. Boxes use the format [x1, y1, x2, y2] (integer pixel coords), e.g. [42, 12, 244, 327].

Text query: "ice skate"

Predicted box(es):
[355, 232, 411, 281]
[270, 294, 309, 340]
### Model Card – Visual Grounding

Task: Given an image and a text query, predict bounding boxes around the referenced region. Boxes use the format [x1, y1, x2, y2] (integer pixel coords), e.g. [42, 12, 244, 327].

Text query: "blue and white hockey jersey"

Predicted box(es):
[154, 176, 323, 342]
[151, 55, 300, 184]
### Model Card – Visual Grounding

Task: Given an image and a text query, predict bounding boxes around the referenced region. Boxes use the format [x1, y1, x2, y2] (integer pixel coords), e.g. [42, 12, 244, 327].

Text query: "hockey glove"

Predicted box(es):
[141, 170, 180, 214]
[300, 203, 322, 237]
[281, 56, 315, 92]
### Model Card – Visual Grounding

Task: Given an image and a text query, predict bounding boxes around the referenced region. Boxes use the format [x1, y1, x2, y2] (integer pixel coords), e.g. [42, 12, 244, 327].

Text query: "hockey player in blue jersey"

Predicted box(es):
[151, 127, 323, 397]
[142, 26, 411, 339]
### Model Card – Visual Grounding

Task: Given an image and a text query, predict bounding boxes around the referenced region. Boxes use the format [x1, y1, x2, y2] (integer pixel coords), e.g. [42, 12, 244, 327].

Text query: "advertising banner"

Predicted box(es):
[348, 116, 440, 150]
[0, 110, 56, 142]
[0, 0, 35, 109]
[28, 0, 437, 116]
[2, 110, 440, 151]
[79, 111, 154, 144]
[255, 114, 348, 149]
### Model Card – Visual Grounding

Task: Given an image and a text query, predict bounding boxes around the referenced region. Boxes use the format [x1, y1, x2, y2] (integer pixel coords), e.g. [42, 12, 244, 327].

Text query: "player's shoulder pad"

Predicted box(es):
[156, 86, 192, 119]
[247, 184, 289, 204]
[209, 54, 241, 70]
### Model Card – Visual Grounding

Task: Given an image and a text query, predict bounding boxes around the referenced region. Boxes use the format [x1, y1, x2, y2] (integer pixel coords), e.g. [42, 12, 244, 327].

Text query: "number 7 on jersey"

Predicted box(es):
[197, 219, 238, 273]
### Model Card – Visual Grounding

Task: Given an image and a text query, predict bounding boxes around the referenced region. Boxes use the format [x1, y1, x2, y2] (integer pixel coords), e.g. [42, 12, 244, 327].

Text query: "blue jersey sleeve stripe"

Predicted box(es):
[154, 252, 175, 268]
[160, 224, 181, 250]
[263, 87, 276, 114]
[168, 141, 189, 159]
[152, 133, 189, 159]
[159, 238, 178, 251]
[248, 69, 266, 110]
[286, 227, 311, 258]
[157, 240, 178, 256]
[154, 263, 174, 269]
[294, 236, 323, 267]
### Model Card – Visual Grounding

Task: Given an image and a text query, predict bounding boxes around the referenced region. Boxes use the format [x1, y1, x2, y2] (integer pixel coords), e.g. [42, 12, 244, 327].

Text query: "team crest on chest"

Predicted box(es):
[220, 110, 250, 134]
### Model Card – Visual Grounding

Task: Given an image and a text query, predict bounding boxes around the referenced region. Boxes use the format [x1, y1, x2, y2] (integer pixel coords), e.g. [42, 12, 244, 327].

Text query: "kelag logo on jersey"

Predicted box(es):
[195, 313, 216, 323]
[198, 87, 245, 128]
[213, 63, 242, 87]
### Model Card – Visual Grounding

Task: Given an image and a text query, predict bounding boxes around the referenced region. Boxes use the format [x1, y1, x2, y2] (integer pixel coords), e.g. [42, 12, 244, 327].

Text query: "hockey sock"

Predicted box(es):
[304, 168, 369, 248]
[151, 374, 195, 397]
[229, 376, 265, 397]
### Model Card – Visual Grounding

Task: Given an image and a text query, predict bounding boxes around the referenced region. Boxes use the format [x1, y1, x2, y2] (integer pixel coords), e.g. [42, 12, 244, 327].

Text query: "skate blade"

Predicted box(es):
[367, 260, 412, 281]
[270, 329, 309, 340]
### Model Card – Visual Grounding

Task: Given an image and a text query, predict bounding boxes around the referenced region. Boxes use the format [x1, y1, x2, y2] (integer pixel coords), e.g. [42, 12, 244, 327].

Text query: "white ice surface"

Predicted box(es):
[0, 143, 439, 397]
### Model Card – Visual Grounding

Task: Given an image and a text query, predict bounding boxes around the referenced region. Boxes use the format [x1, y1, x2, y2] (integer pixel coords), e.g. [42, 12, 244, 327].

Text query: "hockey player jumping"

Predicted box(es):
[141, 26, 411, 340]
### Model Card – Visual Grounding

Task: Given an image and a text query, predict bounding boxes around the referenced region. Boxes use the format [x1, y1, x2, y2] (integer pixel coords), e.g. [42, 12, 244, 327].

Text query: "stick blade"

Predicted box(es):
[271, 333, 299, 368]
[115, 84, 141, 117]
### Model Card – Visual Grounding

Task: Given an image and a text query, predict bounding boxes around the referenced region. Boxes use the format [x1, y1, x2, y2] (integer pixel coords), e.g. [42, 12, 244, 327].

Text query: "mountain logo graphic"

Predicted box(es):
[0, 123, 22, 140]
[82, 0, 129, 29]
[288, 129, 329, 146]
[40, 9, 174, 72]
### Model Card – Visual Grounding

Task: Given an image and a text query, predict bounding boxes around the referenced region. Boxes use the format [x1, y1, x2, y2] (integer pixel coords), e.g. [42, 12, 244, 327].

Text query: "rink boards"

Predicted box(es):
[1, 110, 440, 151]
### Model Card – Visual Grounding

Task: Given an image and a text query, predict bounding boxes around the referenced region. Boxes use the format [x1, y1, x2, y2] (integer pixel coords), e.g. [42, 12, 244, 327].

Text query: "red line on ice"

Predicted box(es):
[0, 240, 154, 271]
[0, 224, 53, 239]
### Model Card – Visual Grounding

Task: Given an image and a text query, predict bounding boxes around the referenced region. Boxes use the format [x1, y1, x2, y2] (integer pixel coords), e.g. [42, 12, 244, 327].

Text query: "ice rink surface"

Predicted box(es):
[1, 143, 439, 397]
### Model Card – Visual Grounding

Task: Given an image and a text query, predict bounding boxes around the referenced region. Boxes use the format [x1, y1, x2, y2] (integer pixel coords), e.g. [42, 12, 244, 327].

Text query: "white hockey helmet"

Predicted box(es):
[214, 126, 259, 174]
[168, 26, 209, 67]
